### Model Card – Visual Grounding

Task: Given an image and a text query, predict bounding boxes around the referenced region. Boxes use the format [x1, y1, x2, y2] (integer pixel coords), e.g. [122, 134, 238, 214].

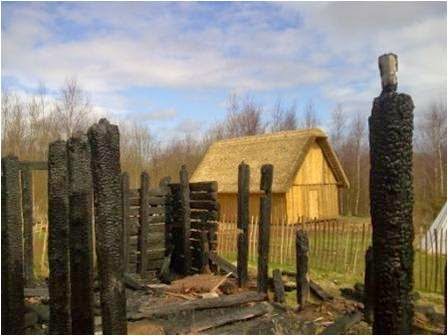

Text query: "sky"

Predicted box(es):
[1, 1, 446, 140]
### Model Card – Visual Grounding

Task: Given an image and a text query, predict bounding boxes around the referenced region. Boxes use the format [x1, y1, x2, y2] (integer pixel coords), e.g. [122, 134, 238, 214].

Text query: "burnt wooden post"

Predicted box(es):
[179, 165, 192, 274]
[139, 171, 150, 277]
[272, 269, 285, 303]
[237, 162, 250, 287]
[67, 135, 94, 334]
[364, 246, 374, 324]
[257, 164, 273, 293]
[21, 166, 35, 286]
[121, 172, 130, 273]
[296, 229, 309, 308]
[88, 119, 127, 334]
[369, 54, 414, 334]
[1, 156, 25, 334]
[48, 140, 71, 334]
[200, 230, 211, 274]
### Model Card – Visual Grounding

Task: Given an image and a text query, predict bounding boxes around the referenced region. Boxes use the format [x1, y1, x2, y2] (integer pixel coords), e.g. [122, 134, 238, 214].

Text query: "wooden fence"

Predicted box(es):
[216, 216, 447, 294]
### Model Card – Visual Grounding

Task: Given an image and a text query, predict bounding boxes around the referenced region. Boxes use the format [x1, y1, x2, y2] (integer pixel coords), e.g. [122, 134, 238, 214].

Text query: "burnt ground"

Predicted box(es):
[24, 271, 445, 335]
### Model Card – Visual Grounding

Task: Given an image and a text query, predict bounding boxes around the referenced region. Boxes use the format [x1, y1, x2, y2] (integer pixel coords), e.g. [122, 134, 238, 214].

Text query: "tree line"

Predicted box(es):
[2, 79, 446, 228]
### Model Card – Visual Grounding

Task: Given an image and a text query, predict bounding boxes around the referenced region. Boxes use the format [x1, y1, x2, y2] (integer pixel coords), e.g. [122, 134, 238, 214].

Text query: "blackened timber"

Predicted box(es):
[180, 165, 192, 274]
[21, 166, 35, 286]
[210, 252, 237, 277]
[1, 156, 25, 334]
[200, 230, 211, 273]
[138, 172, 150, 277]
[364, 246, 374, 324]
[272, 269, 285, 303]
[121, 173, 130, 272]
[48, 141, 71, 334]
[237, 162, 250, 287]
[370, 54, 414, 334]
[88, 119, 127, 334]
[67, 135, 95, 334]
[19, 160, 47, 171]
[257, 164, 273, 293]
[190, 192, 218, 201]
[296, 229, 309, 308]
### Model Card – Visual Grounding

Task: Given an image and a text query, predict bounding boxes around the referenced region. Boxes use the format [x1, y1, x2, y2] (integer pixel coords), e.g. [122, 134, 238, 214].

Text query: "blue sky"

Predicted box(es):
[1, 1, 446, 140]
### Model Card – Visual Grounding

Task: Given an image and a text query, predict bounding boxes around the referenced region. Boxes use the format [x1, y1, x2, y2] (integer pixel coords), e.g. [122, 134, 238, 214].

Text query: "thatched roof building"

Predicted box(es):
[191, 128, 349, 223]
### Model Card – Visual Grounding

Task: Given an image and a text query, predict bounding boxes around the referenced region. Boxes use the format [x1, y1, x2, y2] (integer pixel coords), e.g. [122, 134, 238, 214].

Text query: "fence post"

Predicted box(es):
[364, 246, 374, 324]
[139, 172, 150, 277]
[48, 140, 72, 334]
[121, 172, 130, 273]
[369, 54, 414, 334]
[296, 229, 309, 309]
[1, 156, 25, 334]
[179, 165, 192, 274]
[67, 135, 95, 334]
[88, 119, 127, 334]
[237, 161, 250, 287]
[257, 164, 273, 293]
[21, 166, 35, 286]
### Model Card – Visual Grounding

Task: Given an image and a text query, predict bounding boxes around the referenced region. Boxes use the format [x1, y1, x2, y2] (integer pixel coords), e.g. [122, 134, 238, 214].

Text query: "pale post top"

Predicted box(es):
[378, 53, 398, 92]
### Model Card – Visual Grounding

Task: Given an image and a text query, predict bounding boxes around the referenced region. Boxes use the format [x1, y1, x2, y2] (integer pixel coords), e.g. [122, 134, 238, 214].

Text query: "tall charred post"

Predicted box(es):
[296, 229, 309, 308]
[67, 134, 95, 334]
[237, 161, 250, 287]
[364, 246, 374, 324]
[369, 53, 414, 333]
[179, 165, 192, 275]
[257, 164, 273, 293]
[21, 166, 35, 286]
[1, 156, 25, 334]
[88, 119, 127, 334]
[48, 140, 72, 334]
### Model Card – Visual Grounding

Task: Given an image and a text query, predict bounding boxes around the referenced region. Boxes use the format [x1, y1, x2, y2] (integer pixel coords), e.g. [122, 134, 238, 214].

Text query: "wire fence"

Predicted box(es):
[216, 216, 447, 294]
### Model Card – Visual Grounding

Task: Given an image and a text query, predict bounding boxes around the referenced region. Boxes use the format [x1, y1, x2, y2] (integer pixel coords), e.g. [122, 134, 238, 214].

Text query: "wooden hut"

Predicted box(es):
[191, 128, 349, 224]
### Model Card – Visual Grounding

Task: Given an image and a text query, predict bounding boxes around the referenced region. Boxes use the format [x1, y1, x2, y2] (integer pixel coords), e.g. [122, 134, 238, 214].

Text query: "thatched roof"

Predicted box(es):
[191, 128, 349, 193]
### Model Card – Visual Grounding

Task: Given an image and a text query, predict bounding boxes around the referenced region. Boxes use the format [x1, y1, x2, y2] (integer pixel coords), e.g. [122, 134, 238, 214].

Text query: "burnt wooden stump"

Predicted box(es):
[68, 135, 95, 334]
[88, 119, 127, 334]
[1, 156, 25, 334]
[257, 164, 273, 293]
[237, 161, 250, 287]
[296, 229, 309, 308]
[370, 54, 414, 334]
[272, 269, 285, 303]
[48, 140, 72, 334]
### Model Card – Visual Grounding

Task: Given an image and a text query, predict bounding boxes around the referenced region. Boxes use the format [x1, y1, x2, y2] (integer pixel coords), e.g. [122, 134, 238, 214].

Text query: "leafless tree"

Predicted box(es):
[300, 100, 320, 129]
[270, 98, 298, 132]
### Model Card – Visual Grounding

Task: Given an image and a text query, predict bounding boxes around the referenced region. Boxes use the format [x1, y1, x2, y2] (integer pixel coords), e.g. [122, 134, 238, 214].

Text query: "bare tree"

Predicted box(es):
[329, 104, 346, 152]
[301, 100, 320, 129]
[53, 78, 92, 138]
[350, 111, 366, 216]
[270, 98, 298, 132]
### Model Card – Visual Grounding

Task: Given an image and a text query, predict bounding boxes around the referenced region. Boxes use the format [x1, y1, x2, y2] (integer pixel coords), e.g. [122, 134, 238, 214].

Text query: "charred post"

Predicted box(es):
[67, 135, 95, 334]
[272, 269, 286, 303]
[296, 229, 309, 308]
[237, 161, 250, 287]
[179, 165, 192, 274]
[21, 166, 35, 286]
[88, 119, 127, 334]
[139, 171, 150, 277]
[48, 140, 71, 334]
[121, 172, 130, 273]
[364, 246, 374, 324]
[1, 156, 25, 334]
[257, 164, 273, 293]
[370, 53, 414, 334]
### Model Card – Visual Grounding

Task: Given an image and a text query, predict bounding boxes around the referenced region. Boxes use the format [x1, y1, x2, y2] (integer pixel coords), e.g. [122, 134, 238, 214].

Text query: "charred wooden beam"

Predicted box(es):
[48, 140, 72, 334]
[21, 166, 35, 286]
[138, 172, 150, 277]
[272, 269, 286, 303]
[237, 161, 250, 288]
[364, 246, 374, 324]
[67, 134, 95, 334]
[179, 165, 192, 274]
[19, 160, 47, 171]
[1, 156, 25, 334]
[296, 229, 309, 308]
[370, 54, 414, 334]
[257, 164, 273, 293]
[121, 172, 130, 273]
[320, 311, 363, 335]
[210, 252, 237, 277]
[88, 119, 127, 334]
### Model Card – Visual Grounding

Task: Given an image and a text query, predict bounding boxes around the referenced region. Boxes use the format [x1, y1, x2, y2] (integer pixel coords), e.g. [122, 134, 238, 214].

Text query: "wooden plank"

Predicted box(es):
[170, 181, 218, 193]
[189, 302, 272, 333]
[190, 200, 219, 211]
[19, 160, 47, 171]
[190, 192, 218, 201]
[138, 172, 150, 277]
[191, 210, 218, 220]
[148, 207, 165, 215]
[137, 291, 267, 318]
[209, 252, 237, 277]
